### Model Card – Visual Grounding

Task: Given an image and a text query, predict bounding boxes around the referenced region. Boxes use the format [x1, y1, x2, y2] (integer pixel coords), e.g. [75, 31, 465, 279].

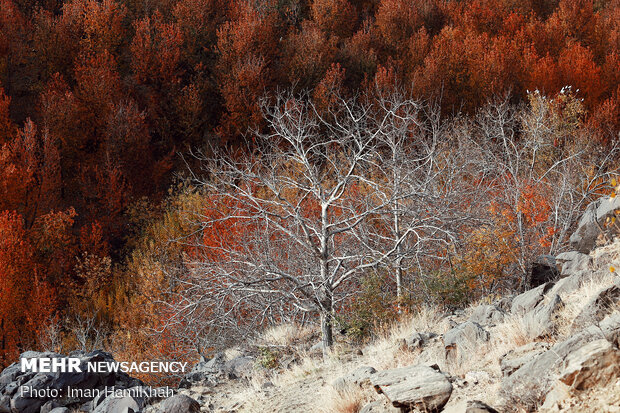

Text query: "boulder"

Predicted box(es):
[530, 255, 559, 287]
[548, 274, 581, 297]
[359, 400, 399, 413]
[569, 195, 620, 254]
[92, 387, 147, 413]
[510, 282, 554, 315]
[465, 400, 499, 413]
[522, 294, 563, 338]
[223, 356, 254, 380]
[40, 401, 64, 413]
[0, 396, 9, 413]
[181, 352, 226, 386]
[555, 251, 592, 277]
[539, 381, 571, 410]
[48, 408, 70, 413]
[370, 365, 452, 412]
[158, 394, 200, 413]
[573, 282, 620, 328]
[559, 339, 620, 390]
[332, 366, 377, 390]
[468, 305, 506, 326]
[499, 342, 551, 378]
[501, 312, 620, 402]
[406, 332, 437, 350]
[444, 321, 489, 363]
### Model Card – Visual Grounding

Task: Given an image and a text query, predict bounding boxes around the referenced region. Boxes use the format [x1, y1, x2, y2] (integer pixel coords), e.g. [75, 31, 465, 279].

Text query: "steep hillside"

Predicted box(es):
[162, 195, 620, 412]
[2, 196, 620, 412]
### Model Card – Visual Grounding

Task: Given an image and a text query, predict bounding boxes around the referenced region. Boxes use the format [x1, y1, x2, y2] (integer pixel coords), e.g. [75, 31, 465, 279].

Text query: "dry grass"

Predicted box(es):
[555, 271, 617, 337]
[362, 306, 448, 370]
[317, 383, 370, 413]
[258, 322, 316, 347]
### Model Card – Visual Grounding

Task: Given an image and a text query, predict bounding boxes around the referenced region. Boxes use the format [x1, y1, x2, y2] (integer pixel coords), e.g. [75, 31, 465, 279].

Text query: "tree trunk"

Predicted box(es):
[320, 308, 334, 354]
[319, 203, 333, 353]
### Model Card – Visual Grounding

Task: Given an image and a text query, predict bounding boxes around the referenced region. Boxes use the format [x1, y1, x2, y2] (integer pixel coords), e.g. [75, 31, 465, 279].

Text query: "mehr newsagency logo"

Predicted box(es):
[21, 356, 188, 374]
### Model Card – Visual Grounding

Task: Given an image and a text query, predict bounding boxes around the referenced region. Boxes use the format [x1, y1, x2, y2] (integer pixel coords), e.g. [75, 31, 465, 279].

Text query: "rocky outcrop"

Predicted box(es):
[468, 305, 506, 326]
[569, 196, 620, 254]
[555, 251, 592, 276]
[180, 352, 254, 388]
[406, 332, 438, 350]
[444, 321, 489, 363]
[370, 365, 452, 412]
[500, 342, 551, 378]
[559, 338, 620, 390]
[522, 294, 563, 338]
[359, 399, 399, 413]
[510, 282, 555, 315]
[530, 255, 559, 287]
[501, 312, 620, 404]
[92, 389, 147, 413]
[573, 282, 620, 328]
[332, 366, 377, 390]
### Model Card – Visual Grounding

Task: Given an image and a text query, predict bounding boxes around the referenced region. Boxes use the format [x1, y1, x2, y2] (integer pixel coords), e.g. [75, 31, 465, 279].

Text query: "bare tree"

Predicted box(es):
[182, 91, 444, 351]
[70, 313, 107, 352]
[368, 91, 487, 304]
[39, 316, 64, 353]
[471, 92, 618, 289]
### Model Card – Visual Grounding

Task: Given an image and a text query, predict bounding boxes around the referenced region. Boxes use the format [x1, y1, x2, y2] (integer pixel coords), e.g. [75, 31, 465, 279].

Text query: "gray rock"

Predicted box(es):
[548, 274, 581, 297]
[499, 342, 551, 378]
[370, 365, 452, 412]
[540, 381, 571, 410]
[569, 196, 620, 253]
[444, 321, 489, 363]
[0, 351, 142, 413]
[466, 400, 499, 413]
[158, 394, 201, 413]
[573, 282, 620, 328]
[502, 312, 620, 402]
[359, 400, 399, 413]
[333, 366, 377, 390]
[92, 387, 146, 413]
[406, 332, 437, 350]
[0, 395, 10, 413]
[40, 400, 64, 413]
[48, 408, 69, 413]
[555, 251, 592, 276]
[510, 282, 554, 315]
[468, 305, 506, 326]
[223, 356, 254, 380]
[522, 294, 563, 338]
[559, 338, 620, 390]
[181, 353, 226, 386]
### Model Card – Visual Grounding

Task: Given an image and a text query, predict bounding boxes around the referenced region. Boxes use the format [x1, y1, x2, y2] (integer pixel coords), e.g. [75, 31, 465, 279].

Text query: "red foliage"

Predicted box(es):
[0, 211, 56, 366]
[131, 13, 183, 86]
[311, 0, 358, 38]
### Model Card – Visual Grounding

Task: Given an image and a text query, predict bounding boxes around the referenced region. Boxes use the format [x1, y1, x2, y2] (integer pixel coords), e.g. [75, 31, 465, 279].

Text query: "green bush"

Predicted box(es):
[336, 271, 400, 342]
[257, 346, 279, 369]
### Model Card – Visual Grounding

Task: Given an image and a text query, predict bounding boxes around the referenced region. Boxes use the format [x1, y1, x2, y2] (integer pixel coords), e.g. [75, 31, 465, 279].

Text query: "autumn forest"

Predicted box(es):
[0, 0, 619, 370]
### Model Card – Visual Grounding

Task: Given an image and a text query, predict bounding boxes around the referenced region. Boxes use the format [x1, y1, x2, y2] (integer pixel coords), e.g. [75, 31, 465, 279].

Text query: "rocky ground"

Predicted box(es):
[2, 196, 620, 412]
